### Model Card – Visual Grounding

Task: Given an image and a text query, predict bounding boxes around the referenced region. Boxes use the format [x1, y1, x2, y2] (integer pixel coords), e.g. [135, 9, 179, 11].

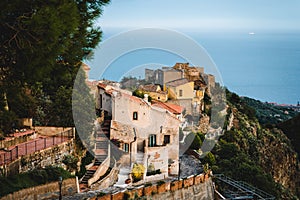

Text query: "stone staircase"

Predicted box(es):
[79, 117, 111, 191]
[136, 152, 144, 165]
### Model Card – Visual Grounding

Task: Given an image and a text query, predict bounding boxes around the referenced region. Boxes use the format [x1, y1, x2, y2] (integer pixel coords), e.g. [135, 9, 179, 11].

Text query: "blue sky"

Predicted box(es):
[98, 0, 300, 32]
[85, 0, 300, 104]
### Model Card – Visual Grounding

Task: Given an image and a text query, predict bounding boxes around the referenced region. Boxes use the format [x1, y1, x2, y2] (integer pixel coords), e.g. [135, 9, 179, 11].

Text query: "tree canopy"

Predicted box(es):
[0, 0, 109, 135]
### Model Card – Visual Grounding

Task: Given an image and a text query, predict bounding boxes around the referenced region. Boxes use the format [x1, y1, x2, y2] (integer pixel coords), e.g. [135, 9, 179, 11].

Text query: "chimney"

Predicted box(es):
[144, 94, 149, 102]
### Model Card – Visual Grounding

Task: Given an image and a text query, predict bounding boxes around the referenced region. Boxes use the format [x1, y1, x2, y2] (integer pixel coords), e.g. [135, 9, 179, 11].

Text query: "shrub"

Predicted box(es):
[0, 167, 73, 198]
[132, 163, 145, 182]
[30, 169, 48, 184]
[185, 132, 202, 150]
[203, 152, 216, 166]
[157, 180, 165, 186]
[62, 155, 79, 171]
[145, 182, 152, 187]
[76, 151, 94, 178]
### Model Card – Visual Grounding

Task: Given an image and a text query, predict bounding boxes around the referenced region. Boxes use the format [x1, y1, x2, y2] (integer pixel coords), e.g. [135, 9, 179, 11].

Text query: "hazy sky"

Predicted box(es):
[98, 0, 300, 31]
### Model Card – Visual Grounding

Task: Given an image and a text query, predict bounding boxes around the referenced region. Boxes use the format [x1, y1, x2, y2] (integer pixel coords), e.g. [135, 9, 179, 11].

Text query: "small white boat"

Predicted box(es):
[249, 32, 255, 35]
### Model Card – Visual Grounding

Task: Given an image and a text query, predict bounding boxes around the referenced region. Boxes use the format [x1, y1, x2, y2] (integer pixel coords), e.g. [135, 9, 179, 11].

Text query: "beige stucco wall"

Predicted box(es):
[109, 91, 180, 175]
[145, 146, 169, 174]
[163, 70, 183, 85]
[148, 91, 168, 102]
[96, 88, 112, 114]
[167, 82, 194, 100]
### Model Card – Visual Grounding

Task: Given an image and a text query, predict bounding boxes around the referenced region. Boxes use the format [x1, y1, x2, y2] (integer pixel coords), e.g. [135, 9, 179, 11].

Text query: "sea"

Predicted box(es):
[86, 29, 300, 105]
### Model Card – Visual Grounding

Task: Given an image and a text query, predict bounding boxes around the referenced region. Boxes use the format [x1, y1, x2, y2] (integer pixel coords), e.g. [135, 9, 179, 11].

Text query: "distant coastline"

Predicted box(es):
[87, 30, 300, 105]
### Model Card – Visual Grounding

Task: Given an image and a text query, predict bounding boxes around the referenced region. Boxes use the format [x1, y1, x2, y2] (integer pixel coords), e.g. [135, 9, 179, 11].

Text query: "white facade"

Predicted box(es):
[97, 84, 181, 176]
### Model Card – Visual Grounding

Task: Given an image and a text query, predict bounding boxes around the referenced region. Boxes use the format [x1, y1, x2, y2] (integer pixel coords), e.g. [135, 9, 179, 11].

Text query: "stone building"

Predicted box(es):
[173, 62, 204, 81]
[138, 84, 168, 102]
[96, 82, 182, 177]
[165, 78, 194, 100]
[145, 67, 183, 87]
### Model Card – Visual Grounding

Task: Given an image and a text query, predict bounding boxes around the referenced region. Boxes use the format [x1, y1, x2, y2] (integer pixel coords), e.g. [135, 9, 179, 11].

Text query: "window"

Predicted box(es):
[149, 134, 156, 147]
[179, 89, 183, 97]
[123, 143, 129, 152]
[164, 135, 170, 145]
[133, 111, 138, 120]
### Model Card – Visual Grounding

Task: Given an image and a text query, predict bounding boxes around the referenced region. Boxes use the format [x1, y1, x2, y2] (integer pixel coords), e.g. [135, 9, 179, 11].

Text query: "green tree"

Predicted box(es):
[72, 67, 96, 151]
[0, 0, 110, 133]
[203, 152, 216, 166]
[185, 132, 202, 150]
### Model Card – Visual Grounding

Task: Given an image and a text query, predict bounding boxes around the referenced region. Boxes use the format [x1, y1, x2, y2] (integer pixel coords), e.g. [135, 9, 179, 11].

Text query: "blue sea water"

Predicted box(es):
[87, 30, 300, 105]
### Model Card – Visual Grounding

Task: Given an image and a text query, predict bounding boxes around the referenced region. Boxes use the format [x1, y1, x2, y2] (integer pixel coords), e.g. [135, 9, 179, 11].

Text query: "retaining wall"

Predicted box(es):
[0, 139, 74, 176]
[0, 178, 77, 200]
[93, 172, 214, 200]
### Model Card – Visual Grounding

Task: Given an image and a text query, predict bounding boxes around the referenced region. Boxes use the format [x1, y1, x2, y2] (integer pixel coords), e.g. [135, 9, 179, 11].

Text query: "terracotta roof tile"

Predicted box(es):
[152, 100, 183, 114]
[98, 82, 107, 89]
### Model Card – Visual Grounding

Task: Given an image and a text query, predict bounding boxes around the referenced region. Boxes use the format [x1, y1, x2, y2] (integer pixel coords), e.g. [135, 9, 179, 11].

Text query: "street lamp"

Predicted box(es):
[58, 176, 62, 200]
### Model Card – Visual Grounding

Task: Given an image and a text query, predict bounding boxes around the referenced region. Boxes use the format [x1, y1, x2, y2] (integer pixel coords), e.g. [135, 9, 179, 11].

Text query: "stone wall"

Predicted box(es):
[0, 139, 74, 176]
[0, 130, 36, 149]
[90, 161, 119, 190]
[93, 172, 214, 200]
[21, 139, 74, 173]
[168, 99, 193, 115]
[0, 178, 77, 200]
[88, 153, 110, 187]
[34, 126, 74, 137]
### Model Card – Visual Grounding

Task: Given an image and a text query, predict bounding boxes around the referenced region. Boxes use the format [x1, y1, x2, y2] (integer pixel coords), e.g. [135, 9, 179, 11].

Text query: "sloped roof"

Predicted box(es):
[139, 84, 160, 92]
[98, 82, 107, 89]
[165, 78, 190, 87]
[152, 100, 183, 114]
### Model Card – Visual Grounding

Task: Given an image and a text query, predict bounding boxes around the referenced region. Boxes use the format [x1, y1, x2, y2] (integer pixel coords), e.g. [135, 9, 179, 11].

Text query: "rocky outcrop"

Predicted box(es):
[227, 101, 300, 198]
[257, 128, 299, 193]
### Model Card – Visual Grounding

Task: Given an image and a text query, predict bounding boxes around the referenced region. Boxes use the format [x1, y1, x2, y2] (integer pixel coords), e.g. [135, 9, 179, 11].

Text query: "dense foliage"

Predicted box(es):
[0, 166, 73, 197]
[278, 113, 300, 155]
[200, 90, 300, 199]
[0, 0, 110, 135]
[76, 151, 94, 178]
[242, 97, 298, 125]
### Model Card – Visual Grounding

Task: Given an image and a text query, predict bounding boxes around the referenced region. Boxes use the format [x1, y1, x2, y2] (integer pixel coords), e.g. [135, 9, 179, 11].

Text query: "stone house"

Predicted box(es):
[165, 78, 204, 115]
[173, 62, 204, 81]
[138, 84, 168, 102]
[96, 82, 182, 177]
[145, 67, 183, 87]
[165, 78, 194, 100]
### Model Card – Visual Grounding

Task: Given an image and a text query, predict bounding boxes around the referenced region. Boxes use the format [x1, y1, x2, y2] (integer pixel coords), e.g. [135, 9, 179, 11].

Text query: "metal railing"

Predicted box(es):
[214, 174, 275, 200]
[0, 129, 74, 166]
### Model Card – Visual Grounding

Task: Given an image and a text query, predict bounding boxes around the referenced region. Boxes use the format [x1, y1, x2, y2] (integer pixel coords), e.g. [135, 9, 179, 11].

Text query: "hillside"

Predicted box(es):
[242, 97, 298, 125]
[205, 90, 300, 199]
[278, 114, 300, 156]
